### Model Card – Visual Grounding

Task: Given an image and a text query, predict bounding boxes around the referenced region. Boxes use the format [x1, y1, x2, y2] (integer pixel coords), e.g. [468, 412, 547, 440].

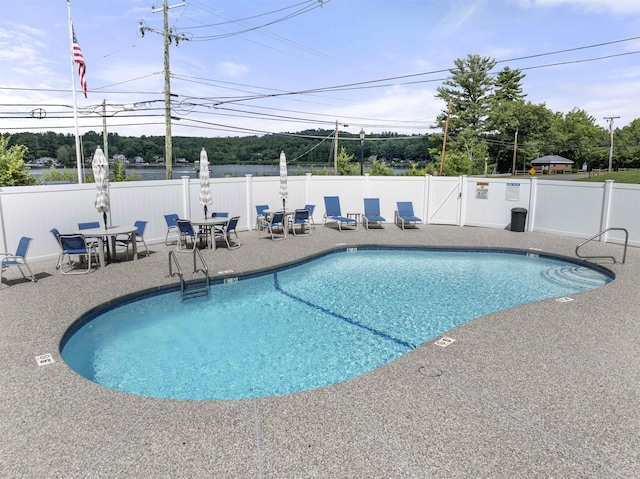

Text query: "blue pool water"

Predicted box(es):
[61, 249, 612, 400]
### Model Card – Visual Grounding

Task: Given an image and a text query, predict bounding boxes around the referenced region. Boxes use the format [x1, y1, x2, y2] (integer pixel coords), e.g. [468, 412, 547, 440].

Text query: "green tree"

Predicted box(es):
[336, 146, 358, 175]
[369, 159, 393, 176]
[112, 161, 141, 182]
[493, 66, 526, 103]
[436, 54, 497, 135]
[39, 165, 78, 183]
[0, 137, 37, 186]
[616, 118, 640, 168]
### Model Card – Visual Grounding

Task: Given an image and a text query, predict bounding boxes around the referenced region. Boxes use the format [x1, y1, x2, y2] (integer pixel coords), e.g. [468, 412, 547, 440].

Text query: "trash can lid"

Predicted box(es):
[511, 207, 528, 213]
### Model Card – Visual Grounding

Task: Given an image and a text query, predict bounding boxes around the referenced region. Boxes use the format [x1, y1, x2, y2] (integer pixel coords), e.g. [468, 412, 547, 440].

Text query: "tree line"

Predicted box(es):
[2, 129, 435, 169]
[2, 52, 640, 186]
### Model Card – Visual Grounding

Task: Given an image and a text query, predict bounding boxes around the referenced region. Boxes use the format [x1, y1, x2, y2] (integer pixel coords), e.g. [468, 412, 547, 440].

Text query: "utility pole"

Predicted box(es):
[140, 1, 186, 180]
[102, 99, 108, 161]
[333, 120, 349, 175]
[604, 115, 620, 173]
[439, 100, 451, 176]
[334, 119, 338, 175]
[511, 127, 518, 176]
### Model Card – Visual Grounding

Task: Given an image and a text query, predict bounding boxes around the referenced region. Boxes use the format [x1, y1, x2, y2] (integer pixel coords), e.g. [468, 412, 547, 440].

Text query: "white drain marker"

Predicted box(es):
[434, 337, 456, 348]
[35, 353, 54, 366]
[224, 277, 238, 284]
[346, 247, 358, 252]
[556, 297, 574, 303]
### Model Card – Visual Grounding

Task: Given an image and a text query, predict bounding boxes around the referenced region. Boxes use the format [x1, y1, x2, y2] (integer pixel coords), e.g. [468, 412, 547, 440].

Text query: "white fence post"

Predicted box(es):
[528, 177, 537, 232]
[424, 174, 432, 225]
[245, 174, 254, 230]
[600, 179, 614, 242]
[181, 176, 191, 219]
[458, 175, 467, 226]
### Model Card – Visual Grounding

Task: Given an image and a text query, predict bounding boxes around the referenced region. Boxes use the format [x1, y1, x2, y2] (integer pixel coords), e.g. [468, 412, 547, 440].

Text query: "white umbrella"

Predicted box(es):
[92, 147, 110, 230]
[279, 150, 288, 210]
[198, 147, 212, 218]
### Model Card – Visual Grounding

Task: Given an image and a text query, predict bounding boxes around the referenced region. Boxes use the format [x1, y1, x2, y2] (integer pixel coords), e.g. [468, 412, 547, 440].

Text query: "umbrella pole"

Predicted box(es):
[204, 205, 208, 219]
[103, 211, 111, 264]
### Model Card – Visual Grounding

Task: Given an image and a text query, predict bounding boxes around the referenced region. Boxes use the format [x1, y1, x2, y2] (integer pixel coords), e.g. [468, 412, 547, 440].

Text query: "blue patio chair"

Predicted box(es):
[363, 198, 386, 230]
[323, 196, 357, 231]
[176, 219, 208, 251]
[255, 205, 270, 230]
[304, 204, 316, 229]
[78, 221, 101, 248]
[291, 209, 312, 236]
[211, 212, 229, 218]
[214, 216, 241, 249]
[116, 220, 149, 259]
[395, 201, 423, 230]
[78, 221, 100, 230]
[58, 234, 99, 275]
[164, 214, 180, 245]
[50, 228, 63, 269]
[1, 236, 37, 287]
[259, 211, 286, 240]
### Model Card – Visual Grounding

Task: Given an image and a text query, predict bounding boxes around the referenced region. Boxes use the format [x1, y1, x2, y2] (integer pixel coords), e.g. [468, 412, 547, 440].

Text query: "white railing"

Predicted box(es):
[1, 174, 638, 262]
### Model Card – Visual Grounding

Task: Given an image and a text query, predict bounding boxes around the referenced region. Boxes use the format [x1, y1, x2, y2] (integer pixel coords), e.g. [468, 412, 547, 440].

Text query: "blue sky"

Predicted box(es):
[1, 0, 639, 140]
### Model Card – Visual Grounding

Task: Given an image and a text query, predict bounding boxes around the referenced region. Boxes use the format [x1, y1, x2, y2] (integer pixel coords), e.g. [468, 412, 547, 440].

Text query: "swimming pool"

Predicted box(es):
[61, 248, 612, 400]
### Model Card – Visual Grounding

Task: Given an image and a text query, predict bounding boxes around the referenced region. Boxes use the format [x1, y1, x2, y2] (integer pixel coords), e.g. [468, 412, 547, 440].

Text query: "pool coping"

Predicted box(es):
[1, 225, 637, 478]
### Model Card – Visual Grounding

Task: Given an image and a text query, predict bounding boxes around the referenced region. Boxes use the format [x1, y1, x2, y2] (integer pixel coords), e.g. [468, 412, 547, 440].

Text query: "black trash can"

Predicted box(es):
[510, 207, 528, 232]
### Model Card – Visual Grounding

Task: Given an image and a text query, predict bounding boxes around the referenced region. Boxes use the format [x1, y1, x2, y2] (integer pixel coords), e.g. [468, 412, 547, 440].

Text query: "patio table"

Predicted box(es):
[73, 225, 138, 268]
[190, 218, 229, 249]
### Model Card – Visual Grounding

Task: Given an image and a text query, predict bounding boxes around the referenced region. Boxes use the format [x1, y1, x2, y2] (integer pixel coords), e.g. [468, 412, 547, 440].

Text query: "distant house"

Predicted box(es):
[32, 157, 57, 167]
[531, 155, 574, 174]
[112, 154, 128, 164]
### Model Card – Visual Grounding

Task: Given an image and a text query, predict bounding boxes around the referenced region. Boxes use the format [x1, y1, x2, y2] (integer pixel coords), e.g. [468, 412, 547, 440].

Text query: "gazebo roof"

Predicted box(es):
[531, 155, 574, 165]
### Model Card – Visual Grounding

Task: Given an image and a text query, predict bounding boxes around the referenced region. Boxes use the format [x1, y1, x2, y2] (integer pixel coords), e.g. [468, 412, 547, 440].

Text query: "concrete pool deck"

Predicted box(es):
[1, 224, 638, 478]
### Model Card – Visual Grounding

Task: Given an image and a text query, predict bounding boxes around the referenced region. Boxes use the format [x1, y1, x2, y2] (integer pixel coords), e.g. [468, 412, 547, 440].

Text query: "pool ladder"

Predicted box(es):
[575, 227, 628, 264]
[169, 249, 210, 300]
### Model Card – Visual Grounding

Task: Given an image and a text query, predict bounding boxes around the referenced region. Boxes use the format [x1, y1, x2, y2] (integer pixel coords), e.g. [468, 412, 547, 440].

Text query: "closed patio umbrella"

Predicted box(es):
[279, 150, 288, 210]
[92, 147, 110, 230]
[199, 147, 212, 218]
[92, 146, 111, 262]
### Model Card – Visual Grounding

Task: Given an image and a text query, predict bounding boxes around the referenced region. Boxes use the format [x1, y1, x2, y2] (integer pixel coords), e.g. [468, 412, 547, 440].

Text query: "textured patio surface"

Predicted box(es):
[1, 223, 638, 478]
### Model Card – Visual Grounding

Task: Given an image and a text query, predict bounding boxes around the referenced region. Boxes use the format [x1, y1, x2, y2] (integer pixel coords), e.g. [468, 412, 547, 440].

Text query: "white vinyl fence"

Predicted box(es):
[1, 174, 637, 262]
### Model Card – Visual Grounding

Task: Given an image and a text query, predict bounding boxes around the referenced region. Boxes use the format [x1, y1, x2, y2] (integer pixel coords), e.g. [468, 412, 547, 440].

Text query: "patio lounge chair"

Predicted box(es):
[395, 201, 423, 230]
[259, 211, 286, 240]
[323, 196, 357, 231]
[1, 236, 37, 286]
[176, 219, 208, 251]
[291, 209, 312, 236]
[214, 216, 241, 249]
[164, 214, 180, 245]
[363, 198, 386, 230]
[58, 234, 99, 275]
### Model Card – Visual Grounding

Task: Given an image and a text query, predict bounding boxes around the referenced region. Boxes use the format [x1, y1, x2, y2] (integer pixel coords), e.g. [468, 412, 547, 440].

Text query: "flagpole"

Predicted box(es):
[67, 0, 84, 183]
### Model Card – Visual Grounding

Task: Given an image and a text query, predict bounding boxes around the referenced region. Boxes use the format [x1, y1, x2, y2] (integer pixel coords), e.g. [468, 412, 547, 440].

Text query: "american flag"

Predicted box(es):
[72, 25, 87, 98]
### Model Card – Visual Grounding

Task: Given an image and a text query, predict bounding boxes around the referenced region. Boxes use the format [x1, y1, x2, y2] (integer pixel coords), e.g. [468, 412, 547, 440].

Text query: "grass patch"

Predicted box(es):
[575, 170, 640, 184]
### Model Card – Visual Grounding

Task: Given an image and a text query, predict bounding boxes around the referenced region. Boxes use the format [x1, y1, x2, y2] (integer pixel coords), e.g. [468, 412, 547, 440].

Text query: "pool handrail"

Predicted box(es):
[575, 227, 628, 264]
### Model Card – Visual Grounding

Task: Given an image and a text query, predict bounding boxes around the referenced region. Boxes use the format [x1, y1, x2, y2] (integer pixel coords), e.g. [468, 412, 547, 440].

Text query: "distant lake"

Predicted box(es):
[29, 163, 413, 180]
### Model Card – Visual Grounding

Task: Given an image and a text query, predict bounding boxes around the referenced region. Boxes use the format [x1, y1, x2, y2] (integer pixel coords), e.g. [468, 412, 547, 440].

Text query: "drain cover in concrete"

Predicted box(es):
[434, 336, 456, 347]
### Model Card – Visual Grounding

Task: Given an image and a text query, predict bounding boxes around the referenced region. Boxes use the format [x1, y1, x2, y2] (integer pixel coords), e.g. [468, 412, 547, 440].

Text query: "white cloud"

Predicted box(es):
[516, 0, 640, 15]
[216, 62, 249, 78]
